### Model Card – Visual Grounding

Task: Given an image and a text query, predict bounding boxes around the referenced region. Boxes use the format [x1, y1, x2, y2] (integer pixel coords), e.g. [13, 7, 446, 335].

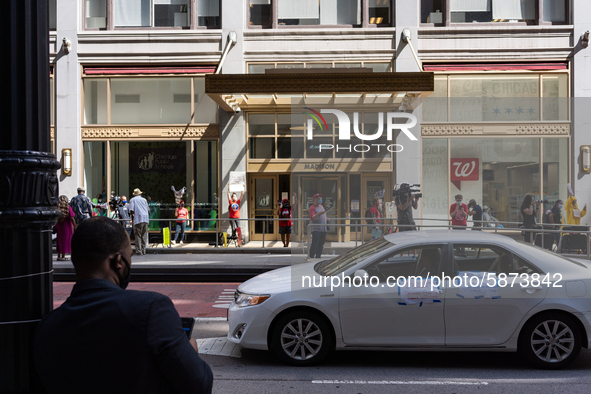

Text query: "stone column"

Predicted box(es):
[0, 1, 61, 391]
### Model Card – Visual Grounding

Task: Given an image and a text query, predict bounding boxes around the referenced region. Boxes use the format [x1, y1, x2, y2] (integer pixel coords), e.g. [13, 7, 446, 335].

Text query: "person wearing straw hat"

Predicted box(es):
[128, 188, 149, 255]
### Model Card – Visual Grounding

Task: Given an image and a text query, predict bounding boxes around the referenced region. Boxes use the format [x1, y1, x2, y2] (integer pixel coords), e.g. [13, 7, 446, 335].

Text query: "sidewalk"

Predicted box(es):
[52, 251, 313, 282]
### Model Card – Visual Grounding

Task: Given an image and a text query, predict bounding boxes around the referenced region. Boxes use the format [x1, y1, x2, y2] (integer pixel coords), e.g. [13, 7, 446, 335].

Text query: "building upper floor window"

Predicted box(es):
[49, 0, 57, 30]
[249, 0, 392, 28]
[84, 0, 220, 30]
[421, 0, 568, 26]
[247, 61, 392, 73]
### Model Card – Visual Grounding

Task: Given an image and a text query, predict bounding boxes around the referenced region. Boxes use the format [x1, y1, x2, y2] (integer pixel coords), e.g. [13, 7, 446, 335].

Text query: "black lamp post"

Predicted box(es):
[0, 1, 61, 391]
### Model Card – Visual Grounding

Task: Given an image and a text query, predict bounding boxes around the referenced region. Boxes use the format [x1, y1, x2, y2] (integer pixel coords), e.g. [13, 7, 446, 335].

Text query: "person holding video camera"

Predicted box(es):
[394, 182, 419, 232]
[521, 194, 541, 243]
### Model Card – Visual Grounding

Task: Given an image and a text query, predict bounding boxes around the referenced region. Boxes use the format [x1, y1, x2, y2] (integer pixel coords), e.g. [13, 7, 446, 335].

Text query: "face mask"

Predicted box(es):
[122, 200, 127, 204]
[318, 198, 322, 204]
[558, 204, 564, 209]
[113, 255, 131, 290]
[457, 201, 462, 205]
[180, 204, 185, 207]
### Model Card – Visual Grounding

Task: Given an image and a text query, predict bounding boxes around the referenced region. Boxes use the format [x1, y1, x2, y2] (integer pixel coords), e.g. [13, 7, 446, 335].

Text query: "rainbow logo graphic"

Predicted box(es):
[303, 107, 328, 132]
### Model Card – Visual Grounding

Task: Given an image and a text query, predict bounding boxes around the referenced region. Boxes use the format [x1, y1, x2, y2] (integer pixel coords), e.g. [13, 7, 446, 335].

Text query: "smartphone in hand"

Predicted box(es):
[181, 317, 195, 339]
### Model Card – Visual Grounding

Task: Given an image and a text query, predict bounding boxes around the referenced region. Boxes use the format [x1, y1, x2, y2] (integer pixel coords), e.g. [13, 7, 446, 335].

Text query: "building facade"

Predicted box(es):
[50, 0, 591, 242]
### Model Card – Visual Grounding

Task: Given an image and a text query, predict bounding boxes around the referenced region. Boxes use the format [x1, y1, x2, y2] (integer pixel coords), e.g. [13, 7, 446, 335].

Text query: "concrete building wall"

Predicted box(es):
[54, 0, 82, 197]
[572, 0, 591, 226]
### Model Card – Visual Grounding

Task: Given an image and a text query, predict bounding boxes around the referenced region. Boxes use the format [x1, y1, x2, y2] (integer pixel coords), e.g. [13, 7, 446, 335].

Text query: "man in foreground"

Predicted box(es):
[34, 217, 213, 394]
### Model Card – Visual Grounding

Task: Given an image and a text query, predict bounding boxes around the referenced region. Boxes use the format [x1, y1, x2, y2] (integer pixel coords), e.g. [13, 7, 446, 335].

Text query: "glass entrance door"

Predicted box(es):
[362, 175, 390, 240]
[250, 176, 276, 241]
[301, 177, 341, 242]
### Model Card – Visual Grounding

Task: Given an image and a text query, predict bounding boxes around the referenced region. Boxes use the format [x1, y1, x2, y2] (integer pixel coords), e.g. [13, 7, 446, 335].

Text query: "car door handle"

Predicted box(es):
[521, 286, 542, 294]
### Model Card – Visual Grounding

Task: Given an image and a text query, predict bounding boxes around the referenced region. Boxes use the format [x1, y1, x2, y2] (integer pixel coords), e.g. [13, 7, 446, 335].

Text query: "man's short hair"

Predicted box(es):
[71, 217, 129, 268]
[469, 199, 476, 205]
[455, 194, 463, 200]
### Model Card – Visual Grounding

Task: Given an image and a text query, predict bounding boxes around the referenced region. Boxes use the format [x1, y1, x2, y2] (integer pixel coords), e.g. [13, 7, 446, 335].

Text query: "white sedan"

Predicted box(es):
[227, 231, 591, 369]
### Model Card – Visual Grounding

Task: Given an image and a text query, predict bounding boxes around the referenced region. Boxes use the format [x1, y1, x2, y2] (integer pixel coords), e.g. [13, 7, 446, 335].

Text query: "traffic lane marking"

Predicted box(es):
[312, 380, 489, 385]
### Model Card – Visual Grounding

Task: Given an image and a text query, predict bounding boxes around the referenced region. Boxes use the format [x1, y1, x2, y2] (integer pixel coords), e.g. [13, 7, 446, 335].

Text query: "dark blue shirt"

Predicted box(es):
[472, 205, 483, 222]
[34, 279, 213, 394]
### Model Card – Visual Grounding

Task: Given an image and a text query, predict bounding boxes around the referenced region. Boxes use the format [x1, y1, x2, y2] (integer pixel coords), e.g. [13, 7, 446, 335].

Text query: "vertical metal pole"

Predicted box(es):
[0, 1, 59, 391]
[262, 219, 265, 248]
[587, 232, 590, 260]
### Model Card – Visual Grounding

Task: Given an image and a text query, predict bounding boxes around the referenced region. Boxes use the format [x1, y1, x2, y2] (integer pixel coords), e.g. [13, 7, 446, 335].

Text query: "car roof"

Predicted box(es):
[383, 230, 517, 247]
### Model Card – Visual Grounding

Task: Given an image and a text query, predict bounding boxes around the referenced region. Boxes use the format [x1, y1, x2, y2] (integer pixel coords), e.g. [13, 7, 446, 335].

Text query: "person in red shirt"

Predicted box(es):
[450, 194, 468, 229]
[370, 197, 382, 239]
[172, 200, 189, 245]
[277, 195, 297, 247]
[228, 187, 245, 240]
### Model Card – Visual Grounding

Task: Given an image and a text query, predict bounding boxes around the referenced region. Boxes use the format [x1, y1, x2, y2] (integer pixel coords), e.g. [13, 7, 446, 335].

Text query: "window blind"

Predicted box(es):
[450, 0, 490, 12]
[278, 0, 319, 19]
[492, 0, 534, 20]
[114, 0, 151, 27]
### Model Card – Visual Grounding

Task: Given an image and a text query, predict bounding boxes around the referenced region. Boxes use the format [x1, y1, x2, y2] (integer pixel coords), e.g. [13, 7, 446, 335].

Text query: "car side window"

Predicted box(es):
[453, 244, 542, 275]
[365, 245, 444, 281]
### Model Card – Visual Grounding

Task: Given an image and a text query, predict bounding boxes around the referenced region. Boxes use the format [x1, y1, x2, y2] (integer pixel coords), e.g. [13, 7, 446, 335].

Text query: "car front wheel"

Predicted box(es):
[519, 313, 582, 369]
[270, 310, 333, 366]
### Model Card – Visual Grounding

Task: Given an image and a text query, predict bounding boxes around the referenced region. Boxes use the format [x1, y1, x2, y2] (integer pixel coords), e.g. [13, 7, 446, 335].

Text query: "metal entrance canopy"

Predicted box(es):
[205, 71, 434, 112]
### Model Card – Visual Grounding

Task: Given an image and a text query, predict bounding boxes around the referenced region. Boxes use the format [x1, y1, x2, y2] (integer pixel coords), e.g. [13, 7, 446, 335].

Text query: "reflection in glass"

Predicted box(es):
[369, 0, 391, 25]
[110, 78, 191, 124]
[86, 0, 107, 29]
[197, 0, 219, 27]
[249, 138, 275, 159]
[248, 114, 275, 135]
[249, 0, 272, 26]
[421, 0, 444, 24]
[84, 79, 108, 125]
[83, 141, 107, 203]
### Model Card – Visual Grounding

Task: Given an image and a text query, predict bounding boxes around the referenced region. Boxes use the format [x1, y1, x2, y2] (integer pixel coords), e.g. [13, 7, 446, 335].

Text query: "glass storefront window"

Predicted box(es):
[543, 138, 568, 209]
[83, 141, 107, 205]
[422, 76, 448, 122]
[449, 138, 540, 225]
[250, 138, 275, 159]
[194, 141, 218, 231]
[84, 79, 108, 125]
[542, 74, 569, 121]
[197, 0, 219, 27]
[194, 77, 219, 123]
[110, 78, 191, 124]
[249, 0, 272, 26]
[449, 74, 540, 122]
[109, 141, 191, 229]
[249, 114, 275, 135]
[422, 139, 448, 223]
[86, 0, 107, 29]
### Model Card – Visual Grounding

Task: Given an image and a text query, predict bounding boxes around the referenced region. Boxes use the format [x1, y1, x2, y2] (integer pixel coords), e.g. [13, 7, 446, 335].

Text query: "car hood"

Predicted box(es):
[238, 261, 321, 295]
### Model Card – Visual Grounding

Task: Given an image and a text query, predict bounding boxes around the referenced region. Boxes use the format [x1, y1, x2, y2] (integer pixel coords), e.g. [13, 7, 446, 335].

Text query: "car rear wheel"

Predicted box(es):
[271, 310, 333, 366]
[519, 313, 582, 369]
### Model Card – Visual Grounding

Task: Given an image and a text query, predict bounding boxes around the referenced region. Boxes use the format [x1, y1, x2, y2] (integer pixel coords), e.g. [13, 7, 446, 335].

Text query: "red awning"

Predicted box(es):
[423, 63, 568, 72]
[84, 66, 217, 75]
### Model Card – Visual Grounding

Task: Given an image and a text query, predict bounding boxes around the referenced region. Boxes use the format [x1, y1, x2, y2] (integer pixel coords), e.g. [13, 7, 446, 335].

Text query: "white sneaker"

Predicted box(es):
[171, 240, 176, 245]
[180, 241, 184, 244]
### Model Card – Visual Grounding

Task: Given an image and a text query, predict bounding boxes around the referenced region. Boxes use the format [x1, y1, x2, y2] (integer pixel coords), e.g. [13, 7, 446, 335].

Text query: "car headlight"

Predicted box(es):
[234, 291, 270, 308]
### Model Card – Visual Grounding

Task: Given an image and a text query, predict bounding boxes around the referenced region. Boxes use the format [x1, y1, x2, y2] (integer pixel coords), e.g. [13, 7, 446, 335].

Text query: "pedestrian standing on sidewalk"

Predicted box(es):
[69, 186, 94, 225]
[118, 195, 132, 237]
[308, 193, 328, 258]
[228, 186, 245, 240]
[521, 194, 540, 243]
[34, 217, 213, 394]
[277, 195, 297, 247]
[173, 200, 189, 245]
[468, 199, 483, 230]
[128, 188, 149, 255]
[54, 195, 76, 261]
[449, 194, 468, 229]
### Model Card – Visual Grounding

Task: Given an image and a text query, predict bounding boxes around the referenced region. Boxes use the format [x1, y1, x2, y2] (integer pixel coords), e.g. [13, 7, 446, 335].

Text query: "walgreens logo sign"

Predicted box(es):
[451, 158, 479, 190]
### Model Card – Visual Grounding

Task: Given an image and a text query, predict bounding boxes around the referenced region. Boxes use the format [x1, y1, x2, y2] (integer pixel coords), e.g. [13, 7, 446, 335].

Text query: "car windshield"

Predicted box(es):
[515, 241, 588, 269]
[315, 238, 393, 276]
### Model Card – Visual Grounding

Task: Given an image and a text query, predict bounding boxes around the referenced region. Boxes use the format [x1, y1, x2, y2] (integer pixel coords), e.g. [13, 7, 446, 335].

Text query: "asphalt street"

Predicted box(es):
[195, 319, 591, 394]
